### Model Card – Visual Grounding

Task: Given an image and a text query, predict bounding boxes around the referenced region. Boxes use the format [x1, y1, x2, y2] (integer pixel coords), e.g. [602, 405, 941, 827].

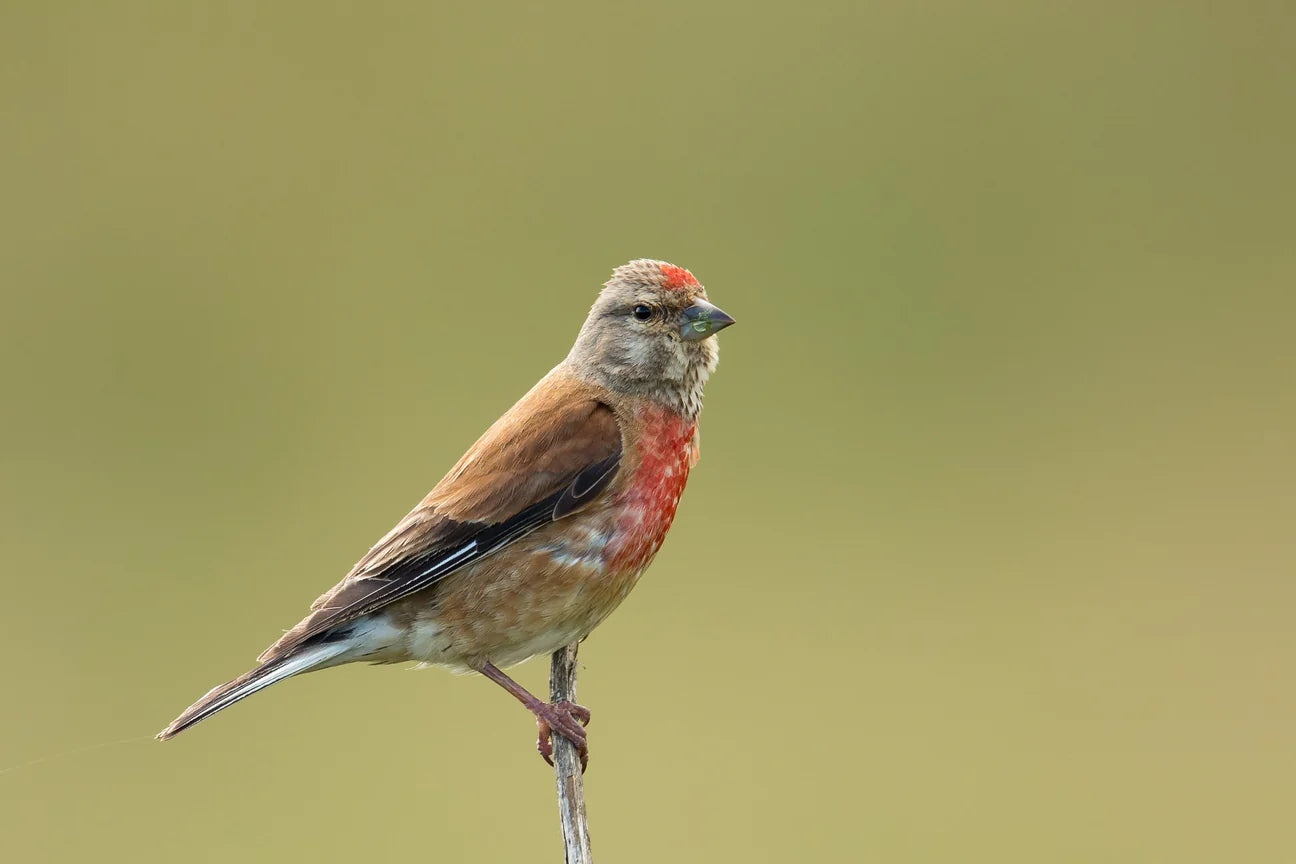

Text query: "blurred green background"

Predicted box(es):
[2, 1, 1294, 861]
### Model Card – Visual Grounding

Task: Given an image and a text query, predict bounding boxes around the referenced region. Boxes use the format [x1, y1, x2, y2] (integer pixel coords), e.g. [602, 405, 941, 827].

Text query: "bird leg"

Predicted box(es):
[480, 662, 591, 770]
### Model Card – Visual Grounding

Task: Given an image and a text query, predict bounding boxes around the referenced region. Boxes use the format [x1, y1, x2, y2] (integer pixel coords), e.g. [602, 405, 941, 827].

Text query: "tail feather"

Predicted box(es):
[157, 643, 348, 740]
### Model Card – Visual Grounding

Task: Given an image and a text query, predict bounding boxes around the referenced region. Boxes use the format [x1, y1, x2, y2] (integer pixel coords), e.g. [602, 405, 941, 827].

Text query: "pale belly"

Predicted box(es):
[398, 550, 647, 670]
[397, 495, 684, 670]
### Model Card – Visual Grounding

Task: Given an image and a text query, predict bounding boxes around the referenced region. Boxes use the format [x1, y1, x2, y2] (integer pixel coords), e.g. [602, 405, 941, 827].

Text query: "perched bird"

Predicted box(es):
[158, 259, 734, 766]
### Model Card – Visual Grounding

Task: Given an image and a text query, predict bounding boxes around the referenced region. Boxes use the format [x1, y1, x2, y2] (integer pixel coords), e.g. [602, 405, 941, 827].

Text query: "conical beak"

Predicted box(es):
[680, 299, 736, 341]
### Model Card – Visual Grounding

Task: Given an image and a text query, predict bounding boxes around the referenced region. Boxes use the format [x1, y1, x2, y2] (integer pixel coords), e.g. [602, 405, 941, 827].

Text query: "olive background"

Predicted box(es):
[2, 2, 1294, 862]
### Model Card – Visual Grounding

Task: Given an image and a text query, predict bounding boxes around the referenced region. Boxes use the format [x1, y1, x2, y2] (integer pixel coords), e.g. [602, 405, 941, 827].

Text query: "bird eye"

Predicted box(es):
[631, 304, 654, 321]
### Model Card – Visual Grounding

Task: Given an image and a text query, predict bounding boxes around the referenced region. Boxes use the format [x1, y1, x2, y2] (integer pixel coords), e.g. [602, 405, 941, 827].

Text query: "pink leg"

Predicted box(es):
[480, 662, 591, 770]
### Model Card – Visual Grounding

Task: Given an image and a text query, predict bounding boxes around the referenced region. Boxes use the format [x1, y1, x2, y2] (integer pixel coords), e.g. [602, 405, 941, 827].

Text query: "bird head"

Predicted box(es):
[566, 259, 734, 417]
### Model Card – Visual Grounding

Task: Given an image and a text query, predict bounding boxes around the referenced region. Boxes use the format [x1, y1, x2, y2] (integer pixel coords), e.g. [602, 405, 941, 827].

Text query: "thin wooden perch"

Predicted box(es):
[549, 643, 592, 863]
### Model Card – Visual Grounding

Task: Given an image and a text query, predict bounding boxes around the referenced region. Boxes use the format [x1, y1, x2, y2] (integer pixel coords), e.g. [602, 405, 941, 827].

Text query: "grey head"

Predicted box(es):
[565, 259, 735, 418]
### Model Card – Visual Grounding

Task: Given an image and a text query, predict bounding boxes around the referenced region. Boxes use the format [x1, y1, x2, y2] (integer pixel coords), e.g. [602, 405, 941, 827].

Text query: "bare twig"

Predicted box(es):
[550, 643, 592, 863]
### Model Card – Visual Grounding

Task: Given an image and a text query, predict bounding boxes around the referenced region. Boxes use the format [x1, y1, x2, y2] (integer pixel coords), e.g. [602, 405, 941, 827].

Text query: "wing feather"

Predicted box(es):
[258, 377, 622, 664]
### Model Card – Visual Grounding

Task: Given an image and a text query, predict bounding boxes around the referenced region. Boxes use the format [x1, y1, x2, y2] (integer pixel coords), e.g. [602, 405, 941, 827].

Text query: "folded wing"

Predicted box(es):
[259, 382, 622, 665]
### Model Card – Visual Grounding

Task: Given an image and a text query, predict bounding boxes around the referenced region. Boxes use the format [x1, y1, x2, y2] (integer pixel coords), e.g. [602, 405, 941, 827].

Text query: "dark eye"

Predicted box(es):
[631, 304, 653, 321]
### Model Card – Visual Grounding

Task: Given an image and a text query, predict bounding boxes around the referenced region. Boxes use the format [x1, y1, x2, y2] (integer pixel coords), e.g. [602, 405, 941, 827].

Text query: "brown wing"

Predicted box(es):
[258, 376, 622, 663]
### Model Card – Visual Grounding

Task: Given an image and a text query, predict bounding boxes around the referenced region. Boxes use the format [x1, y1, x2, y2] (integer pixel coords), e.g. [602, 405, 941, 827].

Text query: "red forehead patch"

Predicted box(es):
[660, 263, 699, 290]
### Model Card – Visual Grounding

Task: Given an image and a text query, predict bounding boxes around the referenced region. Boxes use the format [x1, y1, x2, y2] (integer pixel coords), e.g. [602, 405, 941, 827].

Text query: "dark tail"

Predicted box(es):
[157, 643, 347, 740]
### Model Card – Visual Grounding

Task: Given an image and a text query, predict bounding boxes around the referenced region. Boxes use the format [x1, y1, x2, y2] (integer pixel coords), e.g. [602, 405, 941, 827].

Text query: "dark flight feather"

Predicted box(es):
[257, 391, 622, 664]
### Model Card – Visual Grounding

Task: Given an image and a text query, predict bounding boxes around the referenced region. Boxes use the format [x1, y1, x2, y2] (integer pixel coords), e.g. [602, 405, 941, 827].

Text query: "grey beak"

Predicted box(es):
[680, 299, 736, 341]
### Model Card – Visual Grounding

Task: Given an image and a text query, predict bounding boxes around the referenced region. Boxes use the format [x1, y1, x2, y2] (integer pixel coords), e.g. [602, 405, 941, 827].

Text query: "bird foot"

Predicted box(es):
[534, 700, 591, 771]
